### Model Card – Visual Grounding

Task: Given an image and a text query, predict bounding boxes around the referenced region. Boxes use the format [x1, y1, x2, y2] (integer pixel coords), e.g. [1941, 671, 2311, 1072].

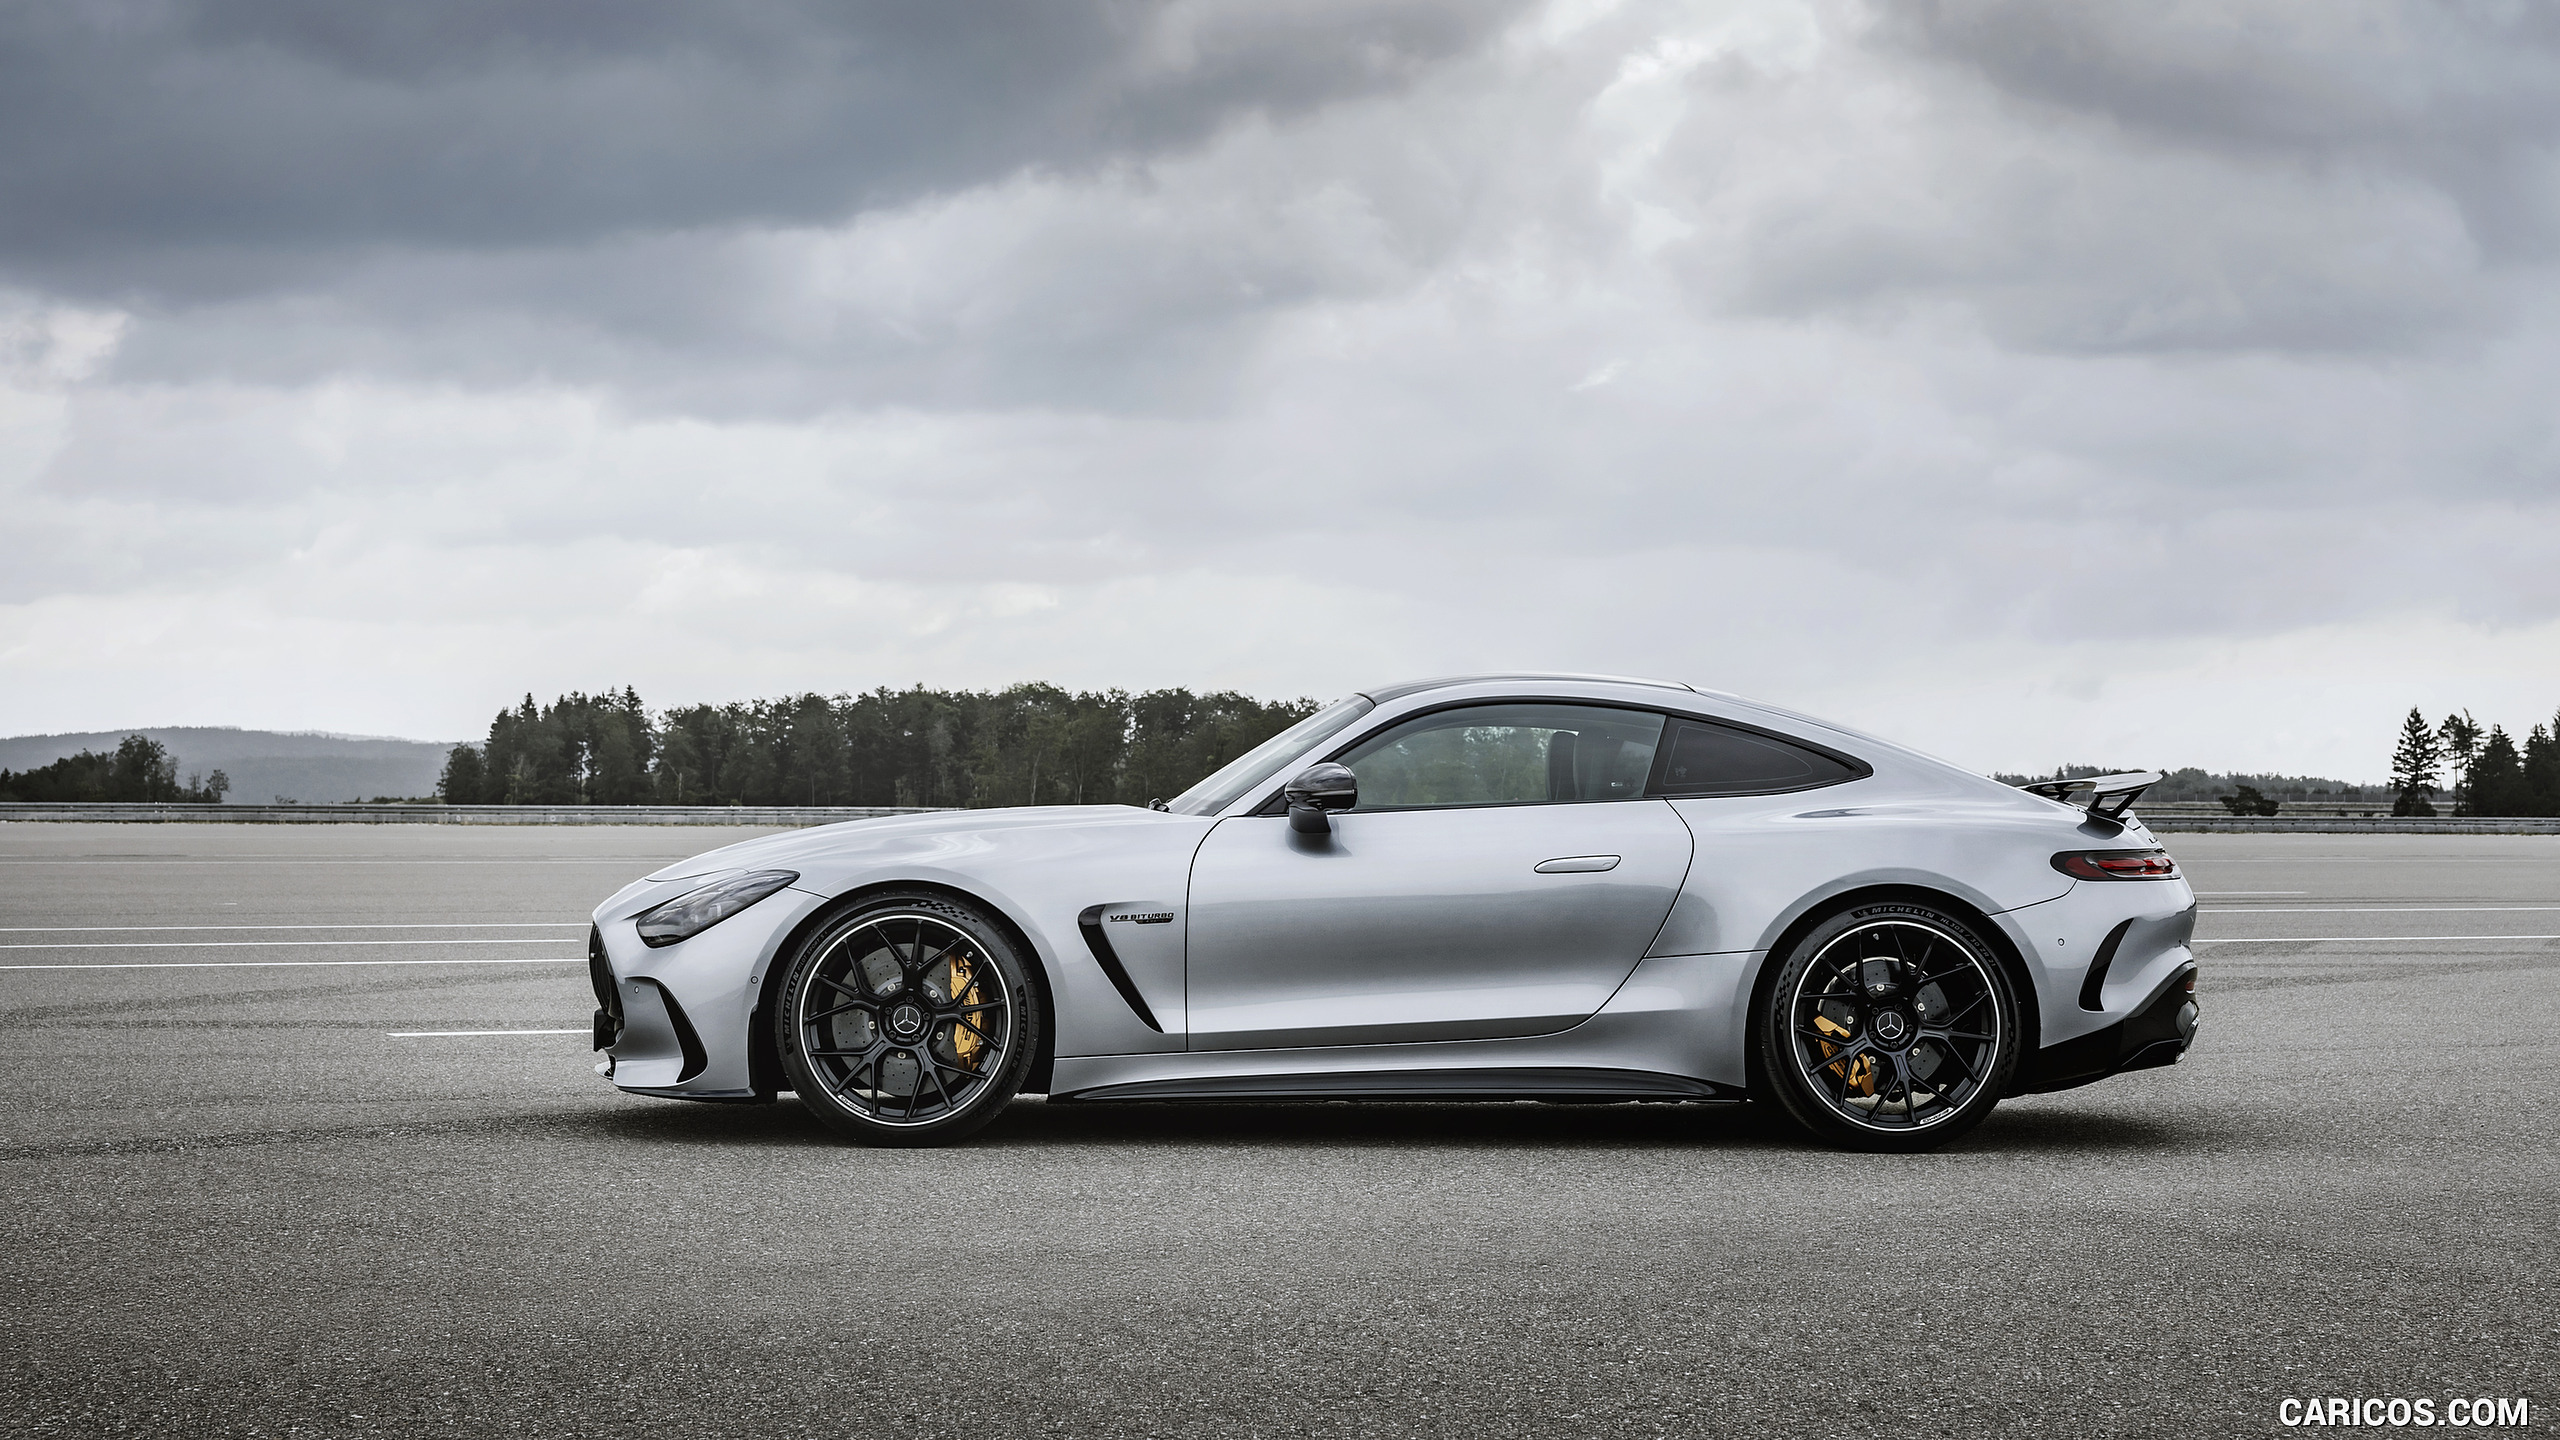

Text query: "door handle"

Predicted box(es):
[1533, 855, 1620, 873]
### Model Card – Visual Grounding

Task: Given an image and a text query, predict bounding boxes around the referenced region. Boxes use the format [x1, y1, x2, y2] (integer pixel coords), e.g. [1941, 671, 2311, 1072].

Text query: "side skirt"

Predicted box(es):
[1050, 1066, 1738, 1104]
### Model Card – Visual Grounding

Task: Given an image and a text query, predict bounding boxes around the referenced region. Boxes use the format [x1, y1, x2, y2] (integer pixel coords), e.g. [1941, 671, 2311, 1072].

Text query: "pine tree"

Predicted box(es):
[2524, 720, 2560, 819]
[437, 745, 487, 803]
[2469, 727, 2526, 817]
[2437, 710, 2482, 815]
[2389, 708, 2441, 816]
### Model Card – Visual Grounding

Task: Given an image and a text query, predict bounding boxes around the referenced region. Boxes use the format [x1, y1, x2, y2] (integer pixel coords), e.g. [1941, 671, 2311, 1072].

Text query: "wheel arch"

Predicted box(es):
[747, 878, 1061, 1101]
[1738, 882, 2040, 1103]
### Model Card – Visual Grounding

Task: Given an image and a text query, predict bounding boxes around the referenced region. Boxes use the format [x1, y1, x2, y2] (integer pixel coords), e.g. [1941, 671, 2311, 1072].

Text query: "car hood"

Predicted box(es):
[643, 804, 1181, 882]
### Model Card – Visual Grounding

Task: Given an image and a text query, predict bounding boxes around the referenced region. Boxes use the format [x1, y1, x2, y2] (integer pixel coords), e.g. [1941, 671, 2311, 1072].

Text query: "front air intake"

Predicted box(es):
[588, 926, 623, 1050]
[634, 977, 708, 1084]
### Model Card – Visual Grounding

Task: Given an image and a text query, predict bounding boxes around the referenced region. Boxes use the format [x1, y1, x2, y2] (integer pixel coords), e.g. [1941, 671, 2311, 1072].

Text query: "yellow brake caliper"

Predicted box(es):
[948, 951, 984, 1070]
[1812, 1013, 1877, 1096]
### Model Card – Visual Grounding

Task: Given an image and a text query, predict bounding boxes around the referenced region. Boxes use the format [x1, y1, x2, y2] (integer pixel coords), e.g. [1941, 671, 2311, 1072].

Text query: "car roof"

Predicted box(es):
[1357, 673, 1699, 705]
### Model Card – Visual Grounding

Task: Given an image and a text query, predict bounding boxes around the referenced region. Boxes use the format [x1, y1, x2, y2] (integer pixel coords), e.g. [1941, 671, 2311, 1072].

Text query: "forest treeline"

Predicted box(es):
[433, 685, 1319, 809]
[2384, 707, 2560, 817]
[1994, 704, 2560, 819]
[24, 692, 2550, 818]
[0, 735, 230, 803]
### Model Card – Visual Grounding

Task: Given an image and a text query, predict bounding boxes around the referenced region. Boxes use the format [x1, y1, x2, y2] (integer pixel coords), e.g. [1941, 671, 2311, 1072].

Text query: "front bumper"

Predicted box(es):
[588, 882, 830, 1101]
[2010, 961, 2199, 1095]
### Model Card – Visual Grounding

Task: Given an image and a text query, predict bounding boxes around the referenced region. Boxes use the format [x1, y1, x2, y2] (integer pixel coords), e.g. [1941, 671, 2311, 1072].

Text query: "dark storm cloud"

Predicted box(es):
[0, 0, 1523, 293]
[1633, 1, 2560, 358]
[1874, 0, 2560, 259]
[1878, 0, 2560, 153]
[91, 165, 1451, 414]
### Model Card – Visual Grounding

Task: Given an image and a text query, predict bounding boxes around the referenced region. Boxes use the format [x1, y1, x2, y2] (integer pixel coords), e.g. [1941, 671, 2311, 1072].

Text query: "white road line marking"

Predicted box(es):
[2213, 855, 2543, 862]
[0, 859, 679, 866]
[0, 923, 584, 934]
[0, 938, 582, 951]
[2199, 906, 2560, 914]
[0, 957, 584, 970]
[2194, 935, 2560, 944]
[2190, 891, 2307, 896]
[384, 1019, 586, 1030]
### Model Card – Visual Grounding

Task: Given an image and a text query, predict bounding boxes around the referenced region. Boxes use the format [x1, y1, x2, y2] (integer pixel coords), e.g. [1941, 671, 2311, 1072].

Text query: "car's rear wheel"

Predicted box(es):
[1759, 901, 2019, 1152]
[776, 893, 1040, 1146]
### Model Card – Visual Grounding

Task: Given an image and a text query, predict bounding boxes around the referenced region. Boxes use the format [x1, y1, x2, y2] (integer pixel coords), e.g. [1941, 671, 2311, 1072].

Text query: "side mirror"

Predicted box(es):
[1284, 763, 1358, 834]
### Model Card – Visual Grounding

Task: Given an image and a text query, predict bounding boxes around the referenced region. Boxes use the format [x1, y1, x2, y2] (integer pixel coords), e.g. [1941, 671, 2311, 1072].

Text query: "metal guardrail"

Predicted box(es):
[0, 802, 952, 826]
[2142, 816, 2560, 834]
[2135, 800, 2398, 818]
[2135, 802, 2476, 822]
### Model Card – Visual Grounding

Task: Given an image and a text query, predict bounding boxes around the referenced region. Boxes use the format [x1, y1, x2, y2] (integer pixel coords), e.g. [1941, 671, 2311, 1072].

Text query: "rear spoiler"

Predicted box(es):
[2016, 771, 2164, 821]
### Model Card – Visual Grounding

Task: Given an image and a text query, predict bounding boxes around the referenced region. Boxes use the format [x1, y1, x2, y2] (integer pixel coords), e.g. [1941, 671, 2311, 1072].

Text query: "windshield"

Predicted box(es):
[1163, 695, 1375, 816]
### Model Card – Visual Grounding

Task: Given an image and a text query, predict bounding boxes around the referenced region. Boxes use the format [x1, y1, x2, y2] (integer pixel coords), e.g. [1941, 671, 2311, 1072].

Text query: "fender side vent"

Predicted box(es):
[1076, 905, 1163, 1032]
[2079, 918, 2136, 1012]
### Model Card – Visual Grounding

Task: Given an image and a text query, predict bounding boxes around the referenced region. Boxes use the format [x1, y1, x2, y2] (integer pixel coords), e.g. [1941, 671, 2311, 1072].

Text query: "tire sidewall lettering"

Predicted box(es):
[1760, 901, 2019, 1151]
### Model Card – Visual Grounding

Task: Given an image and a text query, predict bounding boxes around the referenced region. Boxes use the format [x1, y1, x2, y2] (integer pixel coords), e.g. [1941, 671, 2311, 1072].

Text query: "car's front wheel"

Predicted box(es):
[776, 893, 1040, 1146]
[1758, 901, 2020, 1151]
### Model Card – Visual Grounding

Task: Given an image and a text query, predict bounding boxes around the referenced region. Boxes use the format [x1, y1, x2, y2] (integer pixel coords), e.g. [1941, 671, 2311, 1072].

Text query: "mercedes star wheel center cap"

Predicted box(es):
[889, 1004, 927, 1040]
[1873, 1010, 1909, 1044]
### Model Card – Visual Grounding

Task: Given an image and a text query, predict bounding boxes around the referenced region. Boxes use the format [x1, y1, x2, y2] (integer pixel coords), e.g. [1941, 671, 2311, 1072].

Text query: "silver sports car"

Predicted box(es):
[586, 673, 2198, 1150]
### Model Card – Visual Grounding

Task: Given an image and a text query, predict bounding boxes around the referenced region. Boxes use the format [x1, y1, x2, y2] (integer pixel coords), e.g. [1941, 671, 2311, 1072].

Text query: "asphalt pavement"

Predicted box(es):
[1, 823, 2552, 1438]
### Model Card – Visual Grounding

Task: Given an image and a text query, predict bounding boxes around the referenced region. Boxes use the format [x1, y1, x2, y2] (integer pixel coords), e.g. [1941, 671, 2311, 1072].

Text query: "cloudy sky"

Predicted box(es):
[6, 0, 2558, 777]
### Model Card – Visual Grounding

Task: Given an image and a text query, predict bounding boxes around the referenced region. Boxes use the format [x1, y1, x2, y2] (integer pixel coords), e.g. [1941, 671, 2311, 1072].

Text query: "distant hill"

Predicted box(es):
[0, 728, 458, 804]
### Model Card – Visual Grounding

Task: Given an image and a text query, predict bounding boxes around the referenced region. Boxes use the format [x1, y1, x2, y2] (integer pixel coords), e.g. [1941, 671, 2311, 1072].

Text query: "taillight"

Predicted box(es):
[2052, 849, 2179, 881]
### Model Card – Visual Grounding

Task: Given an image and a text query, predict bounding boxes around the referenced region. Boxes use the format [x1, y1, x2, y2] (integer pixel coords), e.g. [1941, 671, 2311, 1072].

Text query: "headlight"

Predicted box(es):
[634, 869, 800, 947]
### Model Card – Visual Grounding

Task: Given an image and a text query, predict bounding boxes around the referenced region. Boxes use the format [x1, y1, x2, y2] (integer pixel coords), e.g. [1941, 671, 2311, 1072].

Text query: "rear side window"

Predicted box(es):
[1651, 720, 1862, 797]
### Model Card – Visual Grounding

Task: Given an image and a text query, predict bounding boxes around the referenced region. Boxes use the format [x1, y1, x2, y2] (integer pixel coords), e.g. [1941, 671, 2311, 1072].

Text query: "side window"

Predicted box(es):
[1336, 704, 1667, 810]
[1651, 719, 1862, 797]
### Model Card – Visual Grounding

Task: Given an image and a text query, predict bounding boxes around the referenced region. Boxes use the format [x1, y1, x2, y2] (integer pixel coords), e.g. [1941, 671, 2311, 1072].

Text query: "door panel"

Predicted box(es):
[1183, 800, 1693, 1050]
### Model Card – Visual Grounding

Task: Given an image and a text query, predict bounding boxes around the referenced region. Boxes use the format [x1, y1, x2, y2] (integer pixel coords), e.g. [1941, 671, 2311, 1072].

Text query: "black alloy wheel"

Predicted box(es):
[776, 894, 1040, 1146]
[1760, 901, 2019, 1151]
